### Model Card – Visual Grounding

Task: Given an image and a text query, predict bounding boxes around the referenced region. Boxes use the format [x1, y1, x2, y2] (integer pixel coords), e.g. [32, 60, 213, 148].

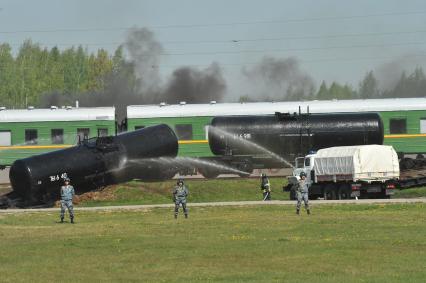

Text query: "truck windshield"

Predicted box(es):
[295, 157, 305, 168]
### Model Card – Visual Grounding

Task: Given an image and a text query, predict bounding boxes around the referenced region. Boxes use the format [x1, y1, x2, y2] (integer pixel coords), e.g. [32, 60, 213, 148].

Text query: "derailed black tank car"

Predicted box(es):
[208, 112, 383, 167]
[9, 124, 178, 204]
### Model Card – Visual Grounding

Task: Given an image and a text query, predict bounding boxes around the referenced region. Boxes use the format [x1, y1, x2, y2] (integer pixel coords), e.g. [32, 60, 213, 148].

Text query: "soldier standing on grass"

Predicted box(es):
[173, 179, 189, 219]
[296, 172, 310, 215]
[260, 173, 271, 201]
[60, 177, 75, 223]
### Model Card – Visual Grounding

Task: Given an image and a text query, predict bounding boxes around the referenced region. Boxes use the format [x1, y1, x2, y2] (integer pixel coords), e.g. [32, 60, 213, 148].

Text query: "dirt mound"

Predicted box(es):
[74, 186, 118, 204]
[54, 185, 120, 207]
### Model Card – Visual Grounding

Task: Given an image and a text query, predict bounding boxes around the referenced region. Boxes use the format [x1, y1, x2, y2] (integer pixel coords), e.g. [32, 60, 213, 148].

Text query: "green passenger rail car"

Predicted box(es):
[127, 98, 426, 177]
[0, 106, 116, 167]
[2, 98, 425, 177]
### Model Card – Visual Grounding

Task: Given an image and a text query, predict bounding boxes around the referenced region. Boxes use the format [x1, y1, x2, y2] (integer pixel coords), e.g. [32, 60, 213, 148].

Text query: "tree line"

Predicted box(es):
[0, 40, 134, 108]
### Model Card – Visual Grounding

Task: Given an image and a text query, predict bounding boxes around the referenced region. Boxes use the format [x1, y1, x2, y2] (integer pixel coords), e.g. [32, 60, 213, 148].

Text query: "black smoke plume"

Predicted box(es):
[40, 27, 227, 121]
[241, 56, 315, 101]
[125, 27, 163, 96]
[161, 63, 226, 104]
[124, 27, 226, 104]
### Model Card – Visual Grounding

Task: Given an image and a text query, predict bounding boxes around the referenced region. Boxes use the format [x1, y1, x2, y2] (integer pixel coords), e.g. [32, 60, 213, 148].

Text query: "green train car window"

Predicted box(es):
[175, 124, 193, 140]
[0, 131, 11, 146]
[97, 128, 108, 137]
[25, 129, 38, 145]
[389, 119, 407, 134]
[77, 128, 90, 141]
[51, 129, 64, 144]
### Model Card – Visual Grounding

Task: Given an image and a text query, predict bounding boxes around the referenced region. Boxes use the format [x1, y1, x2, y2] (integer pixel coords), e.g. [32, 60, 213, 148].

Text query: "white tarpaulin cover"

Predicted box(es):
[314, 145, 399, 182]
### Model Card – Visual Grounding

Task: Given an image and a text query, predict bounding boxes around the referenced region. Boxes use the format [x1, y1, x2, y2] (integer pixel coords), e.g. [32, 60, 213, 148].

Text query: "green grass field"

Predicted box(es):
[0, 204, 425, 282]
[76, 177, 290, 207]
[75, 177, 426, 207]
[393, 187, 426, 198]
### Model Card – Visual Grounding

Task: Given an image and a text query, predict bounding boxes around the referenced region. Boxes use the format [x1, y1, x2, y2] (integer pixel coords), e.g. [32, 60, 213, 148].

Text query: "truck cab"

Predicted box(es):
[285, 154, 316, 199]
[290, 154, 316, 185]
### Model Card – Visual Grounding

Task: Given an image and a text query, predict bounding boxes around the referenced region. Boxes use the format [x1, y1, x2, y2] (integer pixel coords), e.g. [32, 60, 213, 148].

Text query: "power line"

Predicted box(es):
[0, 11, 426, 34]
[5, 30, 426, 46]
[153, 41, 426, 56]
[4, 29, 426, 47]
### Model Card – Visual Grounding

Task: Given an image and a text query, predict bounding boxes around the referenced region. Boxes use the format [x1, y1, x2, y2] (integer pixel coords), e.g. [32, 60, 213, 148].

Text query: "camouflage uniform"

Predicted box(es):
[296, 178, 310, 214]
[260, 176, 271, 200]
[173, 183, 189, 218]
[60, 183, 75, 223]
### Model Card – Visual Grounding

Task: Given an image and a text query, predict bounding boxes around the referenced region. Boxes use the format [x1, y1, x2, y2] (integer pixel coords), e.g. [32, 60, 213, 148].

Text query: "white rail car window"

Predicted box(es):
[0, 131, 11, 146]
[421, 119, 426, 134]
[204, 125, 209, 140]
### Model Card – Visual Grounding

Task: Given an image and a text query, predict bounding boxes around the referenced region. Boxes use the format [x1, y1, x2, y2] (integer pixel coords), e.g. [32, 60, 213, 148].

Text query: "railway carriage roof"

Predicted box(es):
[0, 107, 115, 122]
[127, 98, 426, 118]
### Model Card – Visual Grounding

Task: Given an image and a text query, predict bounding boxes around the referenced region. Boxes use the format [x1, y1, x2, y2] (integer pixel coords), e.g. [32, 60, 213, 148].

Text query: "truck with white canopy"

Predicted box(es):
[287, 145, 400, 199]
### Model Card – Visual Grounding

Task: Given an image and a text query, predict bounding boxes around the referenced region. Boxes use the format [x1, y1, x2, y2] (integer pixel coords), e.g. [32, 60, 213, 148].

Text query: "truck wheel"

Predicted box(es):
[323, 184, 336, 200]
[337, 184, 351, 200]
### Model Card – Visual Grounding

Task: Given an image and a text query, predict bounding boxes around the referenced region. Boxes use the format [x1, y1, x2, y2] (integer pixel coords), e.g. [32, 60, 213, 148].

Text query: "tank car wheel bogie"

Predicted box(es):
[400, 158, 415, 170]
[198, 168, 220, 179]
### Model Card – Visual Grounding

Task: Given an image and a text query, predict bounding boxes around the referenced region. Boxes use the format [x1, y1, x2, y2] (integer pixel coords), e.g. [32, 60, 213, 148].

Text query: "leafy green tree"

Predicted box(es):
[15, 40, 43, 107]
[238, 95, 256, 102]
[328, 82, 354, 99]
[87, 49, 113, 91]
[0, 43, 15, 107]
[383, 67, 426, 98]
[45, 46, 65, 93]
[316, 81, 329, 99]
[359, 71, 379, 99]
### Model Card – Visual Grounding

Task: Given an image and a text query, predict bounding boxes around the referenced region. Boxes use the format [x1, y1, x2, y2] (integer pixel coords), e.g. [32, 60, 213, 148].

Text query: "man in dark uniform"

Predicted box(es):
[296, 172, 310, 215]
[173, 179, 189, 219]
[60, 177, 75, 223]
[260, 173, 271, 200]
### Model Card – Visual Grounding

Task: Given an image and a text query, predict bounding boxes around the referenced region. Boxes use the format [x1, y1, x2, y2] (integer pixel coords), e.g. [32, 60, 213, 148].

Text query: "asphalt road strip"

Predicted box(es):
[0, 198, 425, 214]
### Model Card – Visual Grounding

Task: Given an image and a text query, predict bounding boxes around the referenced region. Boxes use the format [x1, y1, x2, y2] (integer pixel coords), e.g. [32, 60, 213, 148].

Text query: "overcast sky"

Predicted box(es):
[1, 0, 426, 99]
